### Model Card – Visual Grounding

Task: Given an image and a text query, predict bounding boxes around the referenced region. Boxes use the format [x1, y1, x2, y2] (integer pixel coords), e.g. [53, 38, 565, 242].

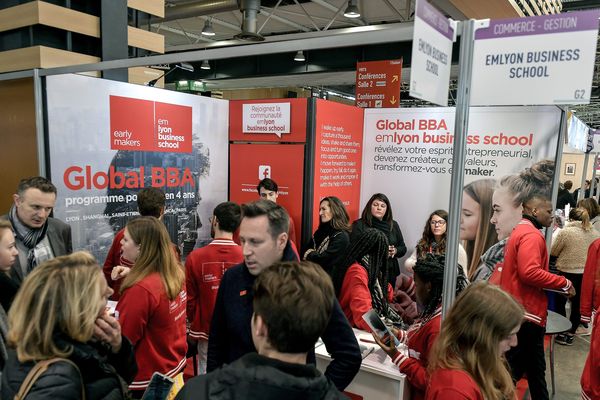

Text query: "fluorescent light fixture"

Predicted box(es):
[201, 60, 211, 70]
[294, 50, 305, 62]
[344, 0, 360, 18]
[201, 19, 216, 36]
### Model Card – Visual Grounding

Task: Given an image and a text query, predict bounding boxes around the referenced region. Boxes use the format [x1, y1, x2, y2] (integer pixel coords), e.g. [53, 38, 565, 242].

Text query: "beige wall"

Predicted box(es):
[559, 152, 598, 189]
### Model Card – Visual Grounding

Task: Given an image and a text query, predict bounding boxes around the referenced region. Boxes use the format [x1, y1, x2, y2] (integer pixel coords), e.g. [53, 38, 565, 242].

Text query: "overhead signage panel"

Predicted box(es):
[355, 59, 402, 108]
[471, 9, 600, 106]
[409, 0, 454, 106]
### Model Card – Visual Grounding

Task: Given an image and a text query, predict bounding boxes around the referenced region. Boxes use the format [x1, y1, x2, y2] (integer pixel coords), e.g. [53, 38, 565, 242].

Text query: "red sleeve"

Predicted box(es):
[387, 283, 394, 303]
[344, 264, 372, 331]
[516, 234, 570, 292]
[288, 217, 297, 246]
[391, 321, 439, 392]
[581, 240, 600, 323]
[103, 230, 123, 287]
[116, 284, 156, 346]
[184, 254, 198, 328]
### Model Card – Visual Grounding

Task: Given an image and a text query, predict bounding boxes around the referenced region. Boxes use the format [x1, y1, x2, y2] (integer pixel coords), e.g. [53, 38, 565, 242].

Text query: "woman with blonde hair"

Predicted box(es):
[551, 207, 600, 345]
[1, 251, 136, 399]
[577, 197, 600, 232]
[426, 282, 524, 399]
[116, 216, 187, 397]
[461, 179, 498, 280]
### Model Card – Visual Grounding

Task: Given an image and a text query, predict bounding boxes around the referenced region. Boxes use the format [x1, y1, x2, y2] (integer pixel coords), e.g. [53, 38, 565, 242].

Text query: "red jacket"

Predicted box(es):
[390, 309, 441, 400]
[103, 229, 180, 301]
[116, 273, 187, 391]
[425, 368, 483, 400]
[339, 263, 393, 331]
[495, 218, 571, 327]
[185, 238, 243, 340]
[581, 238, 600, 325]
[103, 229, 132, 300]
[581, 311, 600, 400]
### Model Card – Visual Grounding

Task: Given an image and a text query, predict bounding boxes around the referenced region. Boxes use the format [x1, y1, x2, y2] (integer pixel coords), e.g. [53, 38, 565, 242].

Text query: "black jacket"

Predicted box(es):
[305, 223, 350, 274]
[1, 335, 137, 400]
[556, 188, 576, 210]
[206, 241, 362, 391]
[177, 353, 347, 400]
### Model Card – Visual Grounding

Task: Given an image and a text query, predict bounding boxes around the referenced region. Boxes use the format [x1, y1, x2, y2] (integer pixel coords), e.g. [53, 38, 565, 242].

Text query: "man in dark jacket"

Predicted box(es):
[556, 180, 576, 211]
[177, 260, 347, 400]
[206, 200, 361, 391]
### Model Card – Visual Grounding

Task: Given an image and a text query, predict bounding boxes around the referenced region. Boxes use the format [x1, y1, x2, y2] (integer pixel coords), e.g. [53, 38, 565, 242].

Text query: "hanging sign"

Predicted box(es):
[409, 0, 454, 106]
[471, 9, 600, 106]
[355, 59, 402, 108]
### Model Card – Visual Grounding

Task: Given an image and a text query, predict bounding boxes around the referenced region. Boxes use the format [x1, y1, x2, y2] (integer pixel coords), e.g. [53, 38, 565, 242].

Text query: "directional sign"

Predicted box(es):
[409, 0, 454, 106]
[471, 9, 600, 106]
[355, 59, 402, 108]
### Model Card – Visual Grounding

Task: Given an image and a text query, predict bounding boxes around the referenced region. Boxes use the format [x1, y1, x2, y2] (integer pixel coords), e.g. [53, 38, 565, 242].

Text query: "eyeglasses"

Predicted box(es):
[430, 220, 446, 226]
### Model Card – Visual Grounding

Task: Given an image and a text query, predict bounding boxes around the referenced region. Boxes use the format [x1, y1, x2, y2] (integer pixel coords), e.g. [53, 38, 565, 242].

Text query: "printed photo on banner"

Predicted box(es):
[360, 106, 562, 279]
[46, 74, 229, 263]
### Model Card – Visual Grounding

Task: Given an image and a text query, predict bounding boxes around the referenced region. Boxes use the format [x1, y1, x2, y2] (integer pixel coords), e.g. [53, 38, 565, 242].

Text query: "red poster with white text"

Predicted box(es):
[312, 99, 364, 229]
[229, 143, 304, 243]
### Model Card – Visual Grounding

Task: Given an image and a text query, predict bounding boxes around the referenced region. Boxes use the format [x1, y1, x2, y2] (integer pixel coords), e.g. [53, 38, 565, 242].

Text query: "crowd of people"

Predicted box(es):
[0, 170, 598, 400]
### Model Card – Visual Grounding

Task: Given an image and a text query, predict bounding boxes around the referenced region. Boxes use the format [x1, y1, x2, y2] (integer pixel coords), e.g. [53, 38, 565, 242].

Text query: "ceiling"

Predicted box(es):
[147, 0, 600, 128]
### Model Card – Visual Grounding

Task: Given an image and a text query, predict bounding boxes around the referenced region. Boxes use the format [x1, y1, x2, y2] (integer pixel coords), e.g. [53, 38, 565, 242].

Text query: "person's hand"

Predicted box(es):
[388, 246, 397, 258]
[390, 326, 400, 339]
[372, 331, 396, 358]
[94, 310, 122, 353]
[111, 265, 130, 281]
[567, 285, 576, 298]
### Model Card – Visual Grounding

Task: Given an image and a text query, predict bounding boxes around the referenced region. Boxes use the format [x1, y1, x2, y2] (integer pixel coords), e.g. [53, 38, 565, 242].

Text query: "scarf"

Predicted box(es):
[9, 205, 49, 272]
[371, 218, 392, 238]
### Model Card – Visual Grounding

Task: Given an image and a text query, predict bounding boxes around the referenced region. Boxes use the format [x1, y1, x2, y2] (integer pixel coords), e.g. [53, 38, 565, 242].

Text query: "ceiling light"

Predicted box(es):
[344, 0, 360, 18]
[294, 50, 305, 62]
[201, 19, 215, 36]
[201, 60, 211, 70]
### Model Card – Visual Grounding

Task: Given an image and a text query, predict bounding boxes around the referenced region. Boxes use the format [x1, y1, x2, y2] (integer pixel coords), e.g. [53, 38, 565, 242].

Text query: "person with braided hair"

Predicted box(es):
[372, 253, 468, 400]
[334, 228, 403, 331]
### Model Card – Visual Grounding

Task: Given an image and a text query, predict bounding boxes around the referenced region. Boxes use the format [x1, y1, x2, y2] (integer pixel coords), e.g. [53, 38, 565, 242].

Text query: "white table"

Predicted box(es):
[315, 329, 410, 400]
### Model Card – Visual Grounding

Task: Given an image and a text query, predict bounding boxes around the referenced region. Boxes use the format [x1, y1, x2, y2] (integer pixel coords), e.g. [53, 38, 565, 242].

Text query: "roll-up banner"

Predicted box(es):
[46, 74, 229, 262]
[361, 106, 562, 272]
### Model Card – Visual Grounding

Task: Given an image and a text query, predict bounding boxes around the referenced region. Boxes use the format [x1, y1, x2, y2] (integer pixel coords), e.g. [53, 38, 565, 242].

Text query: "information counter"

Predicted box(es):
[315, 329, 410, 400]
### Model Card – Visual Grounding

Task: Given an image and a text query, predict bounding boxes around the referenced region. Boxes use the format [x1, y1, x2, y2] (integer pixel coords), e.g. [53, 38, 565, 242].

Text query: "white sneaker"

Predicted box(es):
[576, 325, 591, 336]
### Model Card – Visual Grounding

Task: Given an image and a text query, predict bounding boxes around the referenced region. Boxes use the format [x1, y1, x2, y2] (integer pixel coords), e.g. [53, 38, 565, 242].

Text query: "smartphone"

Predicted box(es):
[362, 309, 401, 347]
[141, 372, 174, 400]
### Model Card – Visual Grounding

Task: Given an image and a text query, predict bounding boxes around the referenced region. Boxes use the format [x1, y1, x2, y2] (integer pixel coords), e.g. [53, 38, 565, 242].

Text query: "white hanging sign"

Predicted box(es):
[409, 0, 455, 106]
[471, 10, 600, 106]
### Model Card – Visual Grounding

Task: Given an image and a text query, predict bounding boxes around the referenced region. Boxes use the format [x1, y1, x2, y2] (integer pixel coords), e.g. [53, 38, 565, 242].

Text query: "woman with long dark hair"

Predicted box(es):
[303, 196, 351, 274]
[116, 216, 187, 398]
[351, 193, 406, 283]
[334, 228, 403, 331]
[373, 253, 468, 400]
[404, 210, 468, 276]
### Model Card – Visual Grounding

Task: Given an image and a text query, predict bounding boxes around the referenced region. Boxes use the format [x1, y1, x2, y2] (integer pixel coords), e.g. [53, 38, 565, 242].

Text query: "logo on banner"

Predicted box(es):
[109, 95, 192, 153]
[258, 165, 271, 180]
[242, 103, 291, 138]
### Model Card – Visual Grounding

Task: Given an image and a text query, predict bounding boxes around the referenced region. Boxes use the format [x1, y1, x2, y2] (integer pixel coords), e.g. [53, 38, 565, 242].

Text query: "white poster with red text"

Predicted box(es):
[46, 74, 229, 262]
[361, 106, 561, 269]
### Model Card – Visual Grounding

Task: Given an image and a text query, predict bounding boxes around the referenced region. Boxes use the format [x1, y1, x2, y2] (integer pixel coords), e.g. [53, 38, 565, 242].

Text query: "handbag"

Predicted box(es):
[14, 358, 85, 400]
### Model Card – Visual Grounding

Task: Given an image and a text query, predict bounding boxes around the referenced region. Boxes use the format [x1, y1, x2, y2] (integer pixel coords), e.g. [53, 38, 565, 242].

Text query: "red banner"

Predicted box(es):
[229, 143, 305, 242]
[355, 59, 402, 109]
[109, 95, 192, 153]
[312, 99, 364, 229]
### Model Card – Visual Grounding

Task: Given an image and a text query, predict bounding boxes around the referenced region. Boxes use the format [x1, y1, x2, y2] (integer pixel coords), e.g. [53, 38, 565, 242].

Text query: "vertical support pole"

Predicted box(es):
[101, 0, 128, 82]
[441, 19, 477, 320]
[579, 152, 590, 202]
[546, 108, 567, 248]
[33, 69, 46, 177]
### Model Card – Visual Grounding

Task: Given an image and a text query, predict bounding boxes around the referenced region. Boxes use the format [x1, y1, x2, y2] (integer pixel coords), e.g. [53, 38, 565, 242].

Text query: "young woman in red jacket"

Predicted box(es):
[333, 228, 403, 330]
[116, 217, 187, 398]
[373, 253, 468, 400]
[426, 282, 524, 400]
